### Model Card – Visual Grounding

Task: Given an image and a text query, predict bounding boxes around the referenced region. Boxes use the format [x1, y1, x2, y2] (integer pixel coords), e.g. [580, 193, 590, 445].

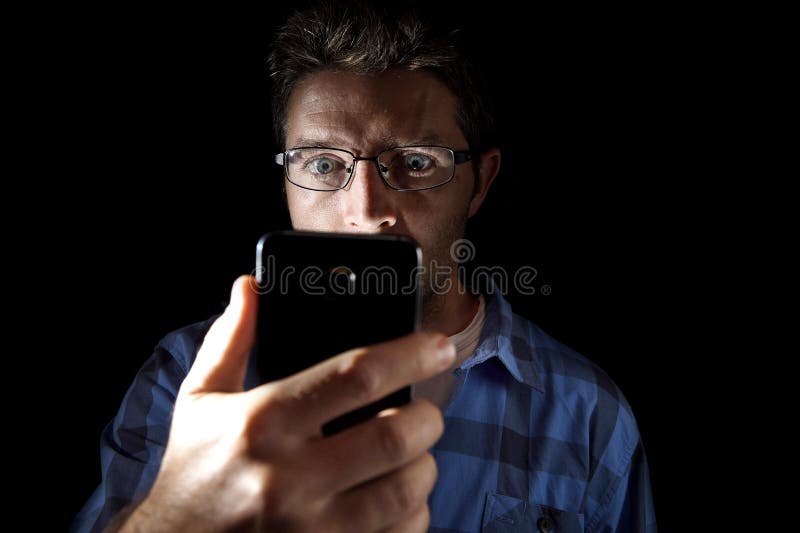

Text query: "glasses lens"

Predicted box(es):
[286, 148, 352, 191]
[379, 147, 454, 190]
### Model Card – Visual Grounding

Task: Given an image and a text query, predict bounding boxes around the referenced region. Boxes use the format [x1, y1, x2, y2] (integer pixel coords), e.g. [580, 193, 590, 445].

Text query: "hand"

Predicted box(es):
[120, 275, 455, 532]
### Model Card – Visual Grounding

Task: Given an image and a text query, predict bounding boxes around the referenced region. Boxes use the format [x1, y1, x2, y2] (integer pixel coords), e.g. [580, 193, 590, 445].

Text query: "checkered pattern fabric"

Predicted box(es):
[428, 287, 656, 532]
[73, 288, 656, 532]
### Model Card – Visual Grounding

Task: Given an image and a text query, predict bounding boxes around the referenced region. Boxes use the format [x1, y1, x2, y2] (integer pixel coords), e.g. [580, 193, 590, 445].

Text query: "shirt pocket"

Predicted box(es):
[481, 492, 585, 533]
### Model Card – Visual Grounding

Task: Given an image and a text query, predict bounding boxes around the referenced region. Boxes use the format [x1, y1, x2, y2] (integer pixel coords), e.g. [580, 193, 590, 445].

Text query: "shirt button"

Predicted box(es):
[538, 516, 555, 532]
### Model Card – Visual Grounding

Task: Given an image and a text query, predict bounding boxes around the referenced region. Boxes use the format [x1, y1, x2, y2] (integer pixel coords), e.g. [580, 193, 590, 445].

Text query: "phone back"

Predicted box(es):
[255, 230, 421, 434]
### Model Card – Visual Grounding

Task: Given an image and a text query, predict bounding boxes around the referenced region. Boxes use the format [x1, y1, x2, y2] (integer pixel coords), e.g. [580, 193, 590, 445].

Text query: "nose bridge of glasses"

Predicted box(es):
[342, 157, 394, 197]
[348, 155, 389, 176]
[345, 157, 390, 192]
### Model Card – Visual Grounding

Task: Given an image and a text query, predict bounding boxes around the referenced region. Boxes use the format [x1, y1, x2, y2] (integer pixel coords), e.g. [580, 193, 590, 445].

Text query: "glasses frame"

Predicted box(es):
[274, 145, 476, 192]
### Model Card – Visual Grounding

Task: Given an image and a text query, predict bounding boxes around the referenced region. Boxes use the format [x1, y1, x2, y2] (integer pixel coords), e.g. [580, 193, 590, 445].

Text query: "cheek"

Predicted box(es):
[406, 182, 469, 222]
[400, 189, 467, 240]
[287, 190, 336, 229]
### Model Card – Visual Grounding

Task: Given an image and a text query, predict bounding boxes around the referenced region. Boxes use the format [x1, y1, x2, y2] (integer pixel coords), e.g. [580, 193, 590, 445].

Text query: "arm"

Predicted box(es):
[72, 342, 191, 533]
[612, 440, 658, 532]
[586, 435, 658, 532]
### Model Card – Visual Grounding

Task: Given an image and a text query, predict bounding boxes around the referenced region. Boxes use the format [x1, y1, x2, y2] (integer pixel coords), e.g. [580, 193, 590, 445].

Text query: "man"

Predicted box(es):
[74, 2, 657, 531]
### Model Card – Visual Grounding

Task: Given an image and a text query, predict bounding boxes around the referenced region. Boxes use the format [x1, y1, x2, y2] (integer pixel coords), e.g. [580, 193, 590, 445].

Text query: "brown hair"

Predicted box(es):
[267, 0, 496, 155]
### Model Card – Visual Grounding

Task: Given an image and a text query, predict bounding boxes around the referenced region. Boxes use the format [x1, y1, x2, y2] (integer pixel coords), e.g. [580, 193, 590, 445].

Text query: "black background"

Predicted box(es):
[41, 3, 719, 530]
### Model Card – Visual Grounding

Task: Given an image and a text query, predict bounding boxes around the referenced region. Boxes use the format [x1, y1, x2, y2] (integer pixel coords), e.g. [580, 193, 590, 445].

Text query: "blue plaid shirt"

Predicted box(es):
[74, 288, 657, 532]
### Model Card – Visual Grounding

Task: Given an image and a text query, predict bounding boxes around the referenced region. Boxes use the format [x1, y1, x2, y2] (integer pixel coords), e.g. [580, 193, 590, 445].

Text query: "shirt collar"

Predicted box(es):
[458, 280, 545, 392]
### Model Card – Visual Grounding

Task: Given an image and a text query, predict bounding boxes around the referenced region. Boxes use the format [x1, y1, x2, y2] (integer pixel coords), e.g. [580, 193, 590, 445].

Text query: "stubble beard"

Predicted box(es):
[419, 209, 470, 327]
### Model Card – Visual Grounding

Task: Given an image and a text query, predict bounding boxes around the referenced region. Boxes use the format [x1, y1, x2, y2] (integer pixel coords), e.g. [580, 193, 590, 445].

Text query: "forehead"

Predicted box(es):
[285, 69, 466, 150]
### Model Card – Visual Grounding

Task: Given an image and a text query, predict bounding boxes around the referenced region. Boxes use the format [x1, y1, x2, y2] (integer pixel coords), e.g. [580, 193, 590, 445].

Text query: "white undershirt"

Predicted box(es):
[414, 294, 486, 410]
[448, 294, 486, 365]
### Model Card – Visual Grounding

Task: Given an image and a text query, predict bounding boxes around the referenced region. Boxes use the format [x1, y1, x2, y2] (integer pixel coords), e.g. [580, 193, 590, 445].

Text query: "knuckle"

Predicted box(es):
[256, 385, 286, 424]
[387, 475, 420, 515]
[341, 351, 381, 403]
[242, 386, 286, 450]
[427, 404, 445, 437]
[412, 400, 445, 442]
[376, 421, 411, 462]
[416, 505, 431, 532]
[422, 452, 438, 485]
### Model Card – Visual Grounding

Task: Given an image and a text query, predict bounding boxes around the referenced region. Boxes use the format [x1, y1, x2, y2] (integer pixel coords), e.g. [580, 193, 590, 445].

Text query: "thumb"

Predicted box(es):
[184, 275, 258, 394]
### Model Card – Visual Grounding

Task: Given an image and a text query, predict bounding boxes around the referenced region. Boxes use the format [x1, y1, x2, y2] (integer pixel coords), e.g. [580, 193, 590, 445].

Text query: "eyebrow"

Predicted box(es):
[289, 133, 450, 150]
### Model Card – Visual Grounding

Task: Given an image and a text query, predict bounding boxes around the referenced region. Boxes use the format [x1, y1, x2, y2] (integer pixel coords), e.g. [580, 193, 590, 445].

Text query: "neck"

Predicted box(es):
[420, 276, 479, 336]
[414, 275, 480, 408]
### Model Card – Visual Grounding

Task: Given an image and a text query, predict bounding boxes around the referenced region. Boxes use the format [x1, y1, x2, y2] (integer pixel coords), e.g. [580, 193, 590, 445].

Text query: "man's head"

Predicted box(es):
[267, 1, 501, 308]
[268, 1, 496, 161]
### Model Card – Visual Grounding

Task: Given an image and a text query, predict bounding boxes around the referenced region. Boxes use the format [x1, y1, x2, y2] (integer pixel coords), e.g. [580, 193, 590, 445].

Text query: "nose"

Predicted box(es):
[341, 159, 397, 231]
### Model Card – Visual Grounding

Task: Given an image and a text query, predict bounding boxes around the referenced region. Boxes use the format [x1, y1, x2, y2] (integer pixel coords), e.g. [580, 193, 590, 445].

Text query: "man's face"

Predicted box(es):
[284, 69, 485, 298]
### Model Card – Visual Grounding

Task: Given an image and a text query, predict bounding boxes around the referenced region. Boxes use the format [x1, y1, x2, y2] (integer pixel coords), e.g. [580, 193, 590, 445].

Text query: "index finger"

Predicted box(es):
[256, 331, 455, 437]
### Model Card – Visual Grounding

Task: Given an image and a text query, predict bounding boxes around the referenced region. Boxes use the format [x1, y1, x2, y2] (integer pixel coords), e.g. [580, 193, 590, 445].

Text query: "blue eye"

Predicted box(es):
[405, 154, 433, 171]
[310, 157, 337, 174]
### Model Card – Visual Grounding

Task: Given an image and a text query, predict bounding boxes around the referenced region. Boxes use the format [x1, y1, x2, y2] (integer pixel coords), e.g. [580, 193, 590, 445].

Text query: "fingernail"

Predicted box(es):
[436, 336, 456, 366]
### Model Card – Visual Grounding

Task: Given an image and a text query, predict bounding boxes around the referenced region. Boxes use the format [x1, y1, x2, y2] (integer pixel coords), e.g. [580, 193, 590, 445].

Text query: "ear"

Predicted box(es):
[468, 148, 501, 218]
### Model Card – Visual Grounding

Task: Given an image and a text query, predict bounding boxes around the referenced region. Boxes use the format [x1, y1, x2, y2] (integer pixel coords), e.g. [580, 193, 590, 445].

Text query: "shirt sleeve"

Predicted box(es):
[70, 344, 189, 533]
[587, 436, 658, 533]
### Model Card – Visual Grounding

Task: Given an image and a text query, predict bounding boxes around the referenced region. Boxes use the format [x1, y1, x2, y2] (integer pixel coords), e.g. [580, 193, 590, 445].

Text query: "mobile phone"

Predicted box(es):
[255, 230, 422, 435]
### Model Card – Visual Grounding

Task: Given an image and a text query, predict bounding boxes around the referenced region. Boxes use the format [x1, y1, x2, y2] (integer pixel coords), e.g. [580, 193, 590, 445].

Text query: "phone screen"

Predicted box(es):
[255, 230, 421, 435]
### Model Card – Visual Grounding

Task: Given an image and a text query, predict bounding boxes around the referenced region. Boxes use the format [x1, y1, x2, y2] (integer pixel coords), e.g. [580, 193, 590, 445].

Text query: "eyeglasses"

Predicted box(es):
[274, 145, 475, 192]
